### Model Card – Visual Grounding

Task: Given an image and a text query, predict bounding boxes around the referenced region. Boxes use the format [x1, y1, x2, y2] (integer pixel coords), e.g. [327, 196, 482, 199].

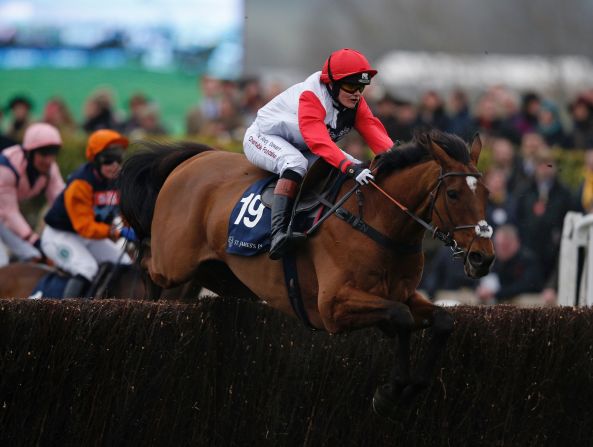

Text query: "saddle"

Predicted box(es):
[260, 156, 345, 216]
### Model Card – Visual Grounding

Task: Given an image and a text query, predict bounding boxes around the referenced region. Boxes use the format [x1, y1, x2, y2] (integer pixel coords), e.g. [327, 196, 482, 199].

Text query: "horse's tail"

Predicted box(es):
[118, 141, 215, 241]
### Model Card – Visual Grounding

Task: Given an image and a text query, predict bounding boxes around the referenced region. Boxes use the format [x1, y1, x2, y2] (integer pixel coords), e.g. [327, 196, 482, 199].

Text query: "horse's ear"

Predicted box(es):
[470, 133, 482, 166]
[429, 139, 455, 170]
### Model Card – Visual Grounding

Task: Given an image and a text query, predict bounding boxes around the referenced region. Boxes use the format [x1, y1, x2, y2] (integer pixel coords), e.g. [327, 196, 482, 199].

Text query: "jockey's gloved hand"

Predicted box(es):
[120, 227, 138, 242]
[346, 164, 374, 185]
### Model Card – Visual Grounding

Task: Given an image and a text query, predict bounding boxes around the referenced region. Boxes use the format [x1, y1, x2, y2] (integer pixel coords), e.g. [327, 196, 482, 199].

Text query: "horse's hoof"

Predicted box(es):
[372, 384, 397, 418]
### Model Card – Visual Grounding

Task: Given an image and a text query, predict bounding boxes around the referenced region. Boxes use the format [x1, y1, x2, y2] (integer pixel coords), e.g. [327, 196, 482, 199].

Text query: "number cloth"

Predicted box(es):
[226, 177, 274, 256]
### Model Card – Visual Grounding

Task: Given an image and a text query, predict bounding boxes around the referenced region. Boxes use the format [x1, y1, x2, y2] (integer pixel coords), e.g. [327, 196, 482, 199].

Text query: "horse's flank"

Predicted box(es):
[0, 262, 50, 298]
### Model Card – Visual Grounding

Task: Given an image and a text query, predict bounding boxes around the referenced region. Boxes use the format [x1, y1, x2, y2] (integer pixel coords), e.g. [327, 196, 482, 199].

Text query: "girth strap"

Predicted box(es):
[334, 207, 422, 255]
[282, 253, 316, 330]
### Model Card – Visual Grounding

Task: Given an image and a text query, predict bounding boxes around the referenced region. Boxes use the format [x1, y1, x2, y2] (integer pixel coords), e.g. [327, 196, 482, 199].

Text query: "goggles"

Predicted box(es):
[96, 146, 124, 165]
[34, 145, 61, 157]
[340, 83, 366, 94]
[98, 154, 123, 165]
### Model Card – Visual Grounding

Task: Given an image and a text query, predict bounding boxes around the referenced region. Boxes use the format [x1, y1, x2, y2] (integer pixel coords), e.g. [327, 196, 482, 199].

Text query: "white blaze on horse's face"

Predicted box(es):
[466, 176, 478, 193]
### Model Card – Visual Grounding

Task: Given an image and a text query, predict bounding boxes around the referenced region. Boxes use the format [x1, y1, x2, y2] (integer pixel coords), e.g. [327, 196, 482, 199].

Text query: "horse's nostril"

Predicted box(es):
[468, 251, 483, 266]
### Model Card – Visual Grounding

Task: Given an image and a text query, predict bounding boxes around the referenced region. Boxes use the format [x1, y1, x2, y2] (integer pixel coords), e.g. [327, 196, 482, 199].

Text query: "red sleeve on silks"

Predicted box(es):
[298, 90, 352, 172]
[64, 179, 111, 239]
[354, 98, 394, 154]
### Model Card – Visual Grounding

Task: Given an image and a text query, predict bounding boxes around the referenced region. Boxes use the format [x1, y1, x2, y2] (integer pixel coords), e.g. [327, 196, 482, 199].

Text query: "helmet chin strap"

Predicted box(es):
[325, 84, 346, 111]
[93, 159, 109, 180]
[325, 55, 363, 111]
[325, 56, 343, 106]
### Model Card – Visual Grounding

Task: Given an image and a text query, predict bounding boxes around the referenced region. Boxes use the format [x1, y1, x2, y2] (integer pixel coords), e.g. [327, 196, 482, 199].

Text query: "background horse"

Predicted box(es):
[0, 261, 203, 301]
[119, 131, 495, 415]
[0, 262, 52, 299]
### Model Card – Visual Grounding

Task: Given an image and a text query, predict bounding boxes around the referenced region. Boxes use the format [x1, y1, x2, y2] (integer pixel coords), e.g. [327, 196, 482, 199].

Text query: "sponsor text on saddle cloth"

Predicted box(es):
[227, 177, 274, 256]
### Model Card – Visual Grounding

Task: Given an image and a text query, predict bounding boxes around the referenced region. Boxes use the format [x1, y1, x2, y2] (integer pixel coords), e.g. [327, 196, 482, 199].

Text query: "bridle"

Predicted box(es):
[368, 168, 493, 259]
[305, 163, 493, 260]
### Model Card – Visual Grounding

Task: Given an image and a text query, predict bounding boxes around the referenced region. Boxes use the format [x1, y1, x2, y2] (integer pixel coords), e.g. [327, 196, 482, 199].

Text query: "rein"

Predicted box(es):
[306, 165, 493, 259]
[368, 168, 493, 258]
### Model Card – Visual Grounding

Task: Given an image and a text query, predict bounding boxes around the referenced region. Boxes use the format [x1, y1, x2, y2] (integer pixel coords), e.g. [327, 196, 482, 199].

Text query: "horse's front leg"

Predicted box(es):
[399, 292, 455, 403]
[318, 284, 415, 415]
[142, 270, 163, 301]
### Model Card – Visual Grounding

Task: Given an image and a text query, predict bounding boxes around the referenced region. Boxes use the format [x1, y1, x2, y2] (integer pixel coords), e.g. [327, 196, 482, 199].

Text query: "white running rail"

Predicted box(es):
[558, 212, 593, 306]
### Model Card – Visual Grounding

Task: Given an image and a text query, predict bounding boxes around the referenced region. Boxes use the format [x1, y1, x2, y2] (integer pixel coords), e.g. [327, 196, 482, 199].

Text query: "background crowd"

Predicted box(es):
[3, 75, 593, 306]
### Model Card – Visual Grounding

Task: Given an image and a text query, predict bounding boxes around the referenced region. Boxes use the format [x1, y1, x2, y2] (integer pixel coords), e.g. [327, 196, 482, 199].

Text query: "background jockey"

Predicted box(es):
[41, 129, 136, 298]
[0, 122, 65, 264]
[242, 48, 394, 260]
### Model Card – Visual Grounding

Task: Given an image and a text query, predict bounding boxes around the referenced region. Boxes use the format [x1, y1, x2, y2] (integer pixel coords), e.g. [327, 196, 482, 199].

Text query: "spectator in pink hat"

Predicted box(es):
[0, 122, 65, 264]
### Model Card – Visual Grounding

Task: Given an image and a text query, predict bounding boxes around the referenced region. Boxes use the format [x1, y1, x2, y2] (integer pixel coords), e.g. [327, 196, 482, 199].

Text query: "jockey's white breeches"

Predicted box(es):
[41, 225, 131, 280]
[243, 123, 358, 177]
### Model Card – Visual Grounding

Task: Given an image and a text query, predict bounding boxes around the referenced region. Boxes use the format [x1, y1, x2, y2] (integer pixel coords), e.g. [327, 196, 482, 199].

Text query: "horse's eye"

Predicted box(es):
[447, 189, 459, 199]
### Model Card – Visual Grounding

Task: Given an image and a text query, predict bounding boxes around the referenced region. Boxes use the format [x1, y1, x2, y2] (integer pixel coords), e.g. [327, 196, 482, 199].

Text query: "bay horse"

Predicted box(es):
[0, 262, 203, 301]
[118, 131, 495, 415]
[0, 262, 53, 298]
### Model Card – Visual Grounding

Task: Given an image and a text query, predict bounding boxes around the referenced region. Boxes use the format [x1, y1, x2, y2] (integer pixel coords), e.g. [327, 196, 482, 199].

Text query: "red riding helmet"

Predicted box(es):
[320, 48, 378, 85]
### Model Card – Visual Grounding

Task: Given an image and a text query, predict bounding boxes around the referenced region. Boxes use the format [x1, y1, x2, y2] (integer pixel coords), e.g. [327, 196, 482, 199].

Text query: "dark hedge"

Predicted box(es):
[0, 298, 592, 447]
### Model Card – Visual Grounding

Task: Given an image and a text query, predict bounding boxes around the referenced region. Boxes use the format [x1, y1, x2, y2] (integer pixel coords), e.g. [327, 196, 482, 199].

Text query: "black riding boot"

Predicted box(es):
[62, 274, 91, 298]
[269, 177, 306, 260]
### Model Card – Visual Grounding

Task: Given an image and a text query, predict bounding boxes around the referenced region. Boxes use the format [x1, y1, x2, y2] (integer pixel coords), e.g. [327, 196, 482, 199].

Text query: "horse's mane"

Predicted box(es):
[375, 129, 471, 175]
[119, 140, 215, 241]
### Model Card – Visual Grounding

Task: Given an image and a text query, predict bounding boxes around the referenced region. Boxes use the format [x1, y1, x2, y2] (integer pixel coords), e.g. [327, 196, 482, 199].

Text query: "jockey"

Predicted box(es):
[243, 48, 394, 259]
[0, 122, 65, 263]
[41, 129, 136, 298]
